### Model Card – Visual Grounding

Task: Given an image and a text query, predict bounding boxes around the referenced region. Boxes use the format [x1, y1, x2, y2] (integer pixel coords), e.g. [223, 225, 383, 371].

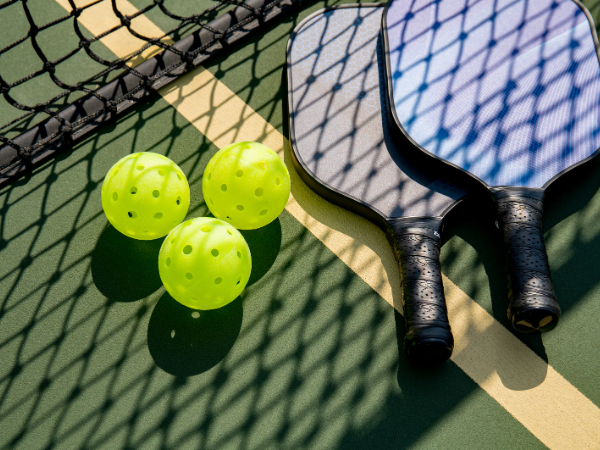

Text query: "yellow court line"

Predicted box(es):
[56, 1, 600, 448]
[160, 69, 600, 450]
[55, 0, 173, 66]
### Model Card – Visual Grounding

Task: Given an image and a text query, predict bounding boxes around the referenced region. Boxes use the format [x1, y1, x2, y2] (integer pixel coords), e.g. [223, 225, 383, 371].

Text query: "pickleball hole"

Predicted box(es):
[201, 226, 212, 232]
[258, 162, 266, 170]
[112, 192, 118, 201]
[236, 278, 241, 285]
[255, 187, 264, 197]
[186, 273, 193, 280]
[210, 198, 214, 205]
[227, 229, 233, 235]
[221, 184, 227, 192]
[130, 186, 137, 194]
[176, 196, 181, 205]
[259, 209, 268, 216]
[152, 190, 160, 198]
[237, 251, 241, 258]
[158, 169, 165, 176]
[211, 249, 219, 257]
[191, 311, 200, 319]
[215, 277, 222, 284]
[154, 212, 163, 220]
[276, 178, 281, 185]
[128, 211, 137, 219]
[137, 165, 144, 170]
[177, 173, 182, 181]
[236, 205, 244, 211]
[236, 170, 243, 177]
[166, 258, 171, 267]
[208, 173, 212, 180]
[183, 245, 192, 254]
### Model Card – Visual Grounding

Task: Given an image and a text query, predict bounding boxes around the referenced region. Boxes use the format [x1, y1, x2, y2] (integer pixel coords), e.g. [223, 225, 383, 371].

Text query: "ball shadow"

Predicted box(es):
[147, 292, 243, 376]
[91, 225, 163, 302]
[240, 218, 282, 286]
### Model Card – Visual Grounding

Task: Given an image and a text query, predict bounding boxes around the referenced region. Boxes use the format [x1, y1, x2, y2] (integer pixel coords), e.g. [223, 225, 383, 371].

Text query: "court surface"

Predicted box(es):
[2, 0, 600, 449]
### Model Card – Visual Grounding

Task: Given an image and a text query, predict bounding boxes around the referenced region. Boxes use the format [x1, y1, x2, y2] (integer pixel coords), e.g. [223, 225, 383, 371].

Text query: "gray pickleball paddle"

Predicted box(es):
[382, 0, 600, 333]
[287, 4, 467, 363]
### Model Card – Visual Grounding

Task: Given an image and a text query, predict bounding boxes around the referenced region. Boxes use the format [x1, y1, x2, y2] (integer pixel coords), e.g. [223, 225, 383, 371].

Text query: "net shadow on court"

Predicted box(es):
[0, 5, 478, 448]
[1, 0, 600, 449]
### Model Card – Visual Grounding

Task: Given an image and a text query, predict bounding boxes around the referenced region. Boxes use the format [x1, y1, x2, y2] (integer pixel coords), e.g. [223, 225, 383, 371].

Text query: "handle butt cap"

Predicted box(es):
[508, 303, 560, 333]
[405, 326, 453, 365]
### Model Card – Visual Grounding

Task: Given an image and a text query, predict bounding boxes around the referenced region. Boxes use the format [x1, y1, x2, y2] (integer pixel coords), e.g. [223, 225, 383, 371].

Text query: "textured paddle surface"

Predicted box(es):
[288, 5, 464, 219]
[386, 0, 600, 188]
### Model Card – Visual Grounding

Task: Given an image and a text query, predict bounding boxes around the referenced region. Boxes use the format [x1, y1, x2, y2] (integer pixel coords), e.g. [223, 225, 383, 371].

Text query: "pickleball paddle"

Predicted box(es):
[382, 0, 600, 333]
[287, 4, 467, 363]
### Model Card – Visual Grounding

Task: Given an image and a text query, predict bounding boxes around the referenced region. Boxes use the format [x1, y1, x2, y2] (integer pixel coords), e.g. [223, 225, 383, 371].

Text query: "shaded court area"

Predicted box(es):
[2, 0, 600, 448]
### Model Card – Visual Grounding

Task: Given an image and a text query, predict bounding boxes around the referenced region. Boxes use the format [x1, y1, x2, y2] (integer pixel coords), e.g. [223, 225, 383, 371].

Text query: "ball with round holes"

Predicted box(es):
[158, 217, 252, 309]
[101, 152, 190, 240]
[202, 141, 291, 230]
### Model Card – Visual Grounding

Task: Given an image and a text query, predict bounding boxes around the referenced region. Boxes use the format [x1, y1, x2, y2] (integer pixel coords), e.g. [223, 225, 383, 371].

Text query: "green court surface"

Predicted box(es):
[2, 1, 600, 449]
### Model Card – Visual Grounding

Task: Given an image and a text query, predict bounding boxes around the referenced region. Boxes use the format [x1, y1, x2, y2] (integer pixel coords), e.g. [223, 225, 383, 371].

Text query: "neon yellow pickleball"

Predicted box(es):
[202, 141, 291, 230]
[101, 152, 190, 240]
[158, 217, 252, 310]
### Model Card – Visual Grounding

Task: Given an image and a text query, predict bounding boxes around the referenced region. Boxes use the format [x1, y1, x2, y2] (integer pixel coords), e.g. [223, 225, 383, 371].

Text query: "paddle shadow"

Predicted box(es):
[443, 194, 550, 390]
[313, 314, 483, 449]
[543, 156, 600, 317]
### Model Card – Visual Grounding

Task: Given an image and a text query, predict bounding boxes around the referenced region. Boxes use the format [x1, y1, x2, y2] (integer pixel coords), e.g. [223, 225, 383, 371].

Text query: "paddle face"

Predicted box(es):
[384, 0, 600, 189]
[288, 5, 467, 364]
[288, 5, 465, 223]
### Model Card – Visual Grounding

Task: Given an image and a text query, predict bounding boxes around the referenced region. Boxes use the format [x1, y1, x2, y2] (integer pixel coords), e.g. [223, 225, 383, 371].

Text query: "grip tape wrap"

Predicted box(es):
[388, 218, 453, 363]
[492, 187, 561, 333]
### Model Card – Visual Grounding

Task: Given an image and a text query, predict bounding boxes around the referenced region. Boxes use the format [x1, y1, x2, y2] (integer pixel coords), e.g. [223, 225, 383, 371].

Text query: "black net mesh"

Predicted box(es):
[0, 0, 303, 187]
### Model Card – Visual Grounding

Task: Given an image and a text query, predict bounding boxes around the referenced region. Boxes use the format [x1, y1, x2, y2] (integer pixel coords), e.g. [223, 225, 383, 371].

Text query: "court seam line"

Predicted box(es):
[54, 1, 600, 448]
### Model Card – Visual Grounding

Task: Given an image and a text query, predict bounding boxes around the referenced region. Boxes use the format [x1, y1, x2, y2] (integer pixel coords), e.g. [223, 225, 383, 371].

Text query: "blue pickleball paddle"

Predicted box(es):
[287, 4, 467, 363]
[382, 0, 600, 333]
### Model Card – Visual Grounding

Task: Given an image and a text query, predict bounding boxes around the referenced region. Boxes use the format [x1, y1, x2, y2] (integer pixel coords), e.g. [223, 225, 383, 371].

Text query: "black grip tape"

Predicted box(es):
[388, 218, 453, 363]
[491, 187, 561, 333]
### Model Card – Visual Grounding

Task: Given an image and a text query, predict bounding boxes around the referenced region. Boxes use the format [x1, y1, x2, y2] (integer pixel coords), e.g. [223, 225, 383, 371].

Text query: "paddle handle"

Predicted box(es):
[388, 218, 453, 364]
[491, 188, 560, 333]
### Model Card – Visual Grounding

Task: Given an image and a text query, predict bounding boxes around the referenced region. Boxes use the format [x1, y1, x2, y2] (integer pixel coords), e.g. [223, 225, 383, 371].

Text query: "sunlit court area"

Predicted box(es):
[2, 0, 600, 448]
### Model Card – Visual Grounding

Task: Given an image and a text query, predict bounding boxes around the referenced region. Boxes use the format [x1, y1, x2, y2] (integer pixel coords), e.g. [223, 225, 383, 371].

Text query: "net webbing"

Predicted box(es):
[0, 0, 303, 186]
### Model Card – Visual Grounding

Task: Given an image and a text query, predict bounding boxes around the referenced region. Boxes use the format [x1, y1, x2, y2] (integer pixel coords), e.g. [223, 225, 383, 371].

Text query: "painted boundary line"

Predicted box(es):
[56, 1, 600, 448]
